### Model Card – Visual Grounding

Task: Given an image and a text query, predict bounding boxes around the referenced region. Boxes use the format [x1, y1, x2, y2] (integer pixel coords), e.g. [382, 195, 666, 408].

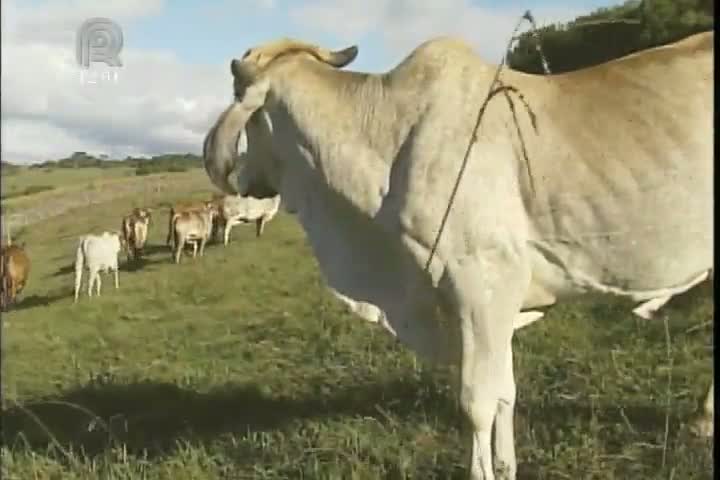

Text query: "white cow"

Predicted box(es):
[74, 232, 123, 302]
[218, 193, 281, 245]
[203, 33, 713, 479]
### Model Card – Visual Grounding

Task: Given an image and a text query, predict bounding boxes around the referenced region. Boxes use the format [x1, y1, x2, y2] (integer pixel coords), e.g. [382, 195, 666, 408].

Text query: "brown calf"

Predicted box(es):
[166, 196, 224, 247]
[171, 203, 218, 264]
[121, 207, 152, 262]
[1, 244, 30, 311]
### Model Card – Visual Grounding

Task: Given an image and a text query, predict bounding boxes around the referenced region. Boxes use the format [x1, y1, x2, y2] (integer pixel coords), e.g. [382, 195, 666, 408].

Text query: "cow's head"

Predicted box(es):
[202, 201, 220, 220]
[203, 38, 358, 200]
[141, 208, 152, 224]
[134, 207, 152, 224]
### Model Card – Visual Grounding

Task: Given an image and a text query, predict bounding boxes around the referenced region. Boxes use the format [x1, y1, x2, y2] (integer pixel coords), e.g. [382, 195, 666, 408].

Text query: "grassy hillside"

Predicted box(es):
[0, 168, 713, 479]
[1, 167, 134, 201]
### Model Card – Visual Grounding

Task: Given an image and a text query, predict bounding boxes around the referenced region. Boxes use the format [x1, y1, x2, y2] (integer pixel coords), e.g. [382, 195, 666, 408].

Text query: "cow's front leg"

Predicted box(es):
[224, 224, 231, 246]
[441, 258, 529, 480]
[493, 343, 517, 479]
[691, 380, 714, 437]
[114, 268, 119, 289]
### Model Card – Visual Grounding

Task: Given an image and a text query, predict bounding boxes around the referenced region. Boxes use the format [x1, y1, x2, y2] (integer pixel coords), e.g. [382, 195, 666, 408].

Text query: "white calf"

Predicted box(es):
[74, 232, 122, 302]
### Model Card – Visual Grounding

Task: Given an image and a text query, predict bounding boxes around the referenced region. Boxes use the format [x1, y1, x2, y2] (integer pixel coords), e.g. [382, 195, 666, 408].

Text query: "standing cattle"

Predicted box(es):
[171, 203, 218, 264]
[1, 243, 30, 311]
[204, 32, 713, 480]
[216, 193, 281, 245]
[74, 232, 123, 302]
[121, 207, 152, 262]
[166, 197, 222, 247]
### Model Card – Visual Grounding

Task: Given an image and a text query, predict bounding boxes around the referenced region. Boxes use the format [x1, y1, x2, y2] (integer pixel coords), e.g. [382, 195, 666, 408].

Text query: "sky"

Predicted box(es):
[2, 0, 623, 164]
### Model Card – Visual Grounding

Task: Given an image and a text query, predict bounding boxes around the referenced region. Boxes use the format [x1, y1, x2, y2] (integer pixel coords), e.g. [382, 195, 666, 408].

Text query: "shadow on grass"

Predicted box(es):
[49, 243, 177, 277]
[1, 376, 679, 465]
[140, 244, 172, 257]
[50, 264, 75, 278]
[1, 378, 449, 459]
[6, 291, 69, 312]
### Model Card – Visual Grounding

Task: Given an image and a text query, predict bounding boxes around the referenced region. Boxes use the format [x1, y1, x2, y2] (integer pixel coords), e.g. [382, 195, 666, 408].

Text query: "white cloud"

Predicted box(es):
[289, 0, 590, 65]
[1, 0, 601, 165]
[1, 0, 231, 164]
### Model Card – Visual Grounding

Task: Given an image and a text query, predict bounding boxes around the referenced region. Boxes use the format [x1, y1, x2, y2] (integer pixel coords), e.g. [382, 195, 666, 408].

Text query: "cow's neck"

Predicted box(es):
[270, 62, 429, 169]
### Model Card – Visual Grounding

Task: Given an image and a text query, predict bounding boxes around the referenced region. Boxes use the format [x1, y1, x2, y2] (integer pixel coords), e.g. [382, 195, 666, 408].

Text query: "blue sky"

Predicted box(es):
[125, 0, 621, 70]
[2, 0, 623, 163]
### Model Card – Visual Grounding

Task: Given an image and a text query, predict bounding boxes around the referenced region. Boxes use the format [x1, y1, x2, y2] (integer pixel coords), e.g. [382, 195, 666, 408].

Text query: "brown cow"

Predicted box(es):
[166, 195, 224, 247]
[1, 243, 30, 311]
[171, 203, 218, 264]
[121, 207, 152, 262]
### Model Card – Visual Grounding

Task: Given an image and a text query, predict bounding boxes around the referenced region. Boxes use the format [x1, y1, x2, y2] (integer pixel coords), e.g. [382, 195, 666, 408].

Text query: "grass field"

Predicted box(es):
[1, 167, 136, 201]
[1, 169, 713, 479]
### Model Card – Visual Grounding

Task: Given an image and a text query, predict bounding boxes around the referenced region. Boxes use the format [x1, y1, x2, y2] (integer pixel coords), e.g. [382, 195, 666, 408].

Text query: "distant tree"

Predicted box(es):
[1, 161, 21, 176]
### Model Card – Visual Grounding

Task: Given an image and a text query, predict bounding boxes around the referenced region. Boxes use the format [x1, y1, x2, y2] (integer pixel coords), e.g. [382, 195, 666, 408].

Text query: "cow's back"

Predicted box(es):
[80, 234, 120, 269]
[174, 211, 210, 237]
[369, 32, 712, 298]
[515, 32, 713, 297]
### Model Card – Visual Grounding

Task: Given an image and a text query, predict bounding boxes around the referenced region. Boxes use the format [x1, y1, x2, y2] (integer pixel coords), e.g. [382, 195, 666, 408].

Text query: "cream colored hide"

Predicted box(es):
[204, 34, 713, 480]
[218, 193, 281, 245]
[74, 232, 122, 302]
[172, 206, 217, 264]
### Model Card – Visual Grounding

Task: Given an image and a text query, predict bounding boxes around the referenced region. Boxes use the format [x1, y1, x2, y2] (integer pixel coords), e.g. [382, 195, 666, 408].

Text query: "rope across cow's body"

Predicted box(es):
[423, 10, 551, 273]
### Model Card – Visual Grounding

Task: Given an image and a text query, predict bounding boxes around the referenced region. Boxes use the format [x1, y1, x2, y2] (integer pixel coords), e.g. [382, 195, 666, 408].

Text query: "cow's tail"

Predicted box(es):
[171, 213, 183, 248]
[74, 238, 85, 302]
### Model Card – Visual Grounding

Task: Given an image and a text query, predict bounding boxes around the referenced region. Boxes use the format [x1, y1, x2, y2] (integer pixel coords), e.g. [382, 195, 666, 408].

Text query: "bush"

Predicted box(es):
[1, 162, 21, 176]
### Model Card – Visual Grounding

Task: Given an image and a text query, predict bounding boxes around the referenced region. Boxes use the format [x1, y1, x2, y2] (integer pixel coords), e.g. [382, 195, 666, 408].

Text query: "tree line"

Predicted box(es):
[507, 0, 713, 74]
[20, 152, 203, 176]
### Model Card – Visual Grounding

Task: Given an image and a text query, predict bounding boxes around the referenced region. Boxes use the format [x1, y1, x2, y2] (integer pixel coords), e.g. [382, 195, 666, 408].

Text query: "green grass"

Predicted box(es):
[0, 169, 714, 479]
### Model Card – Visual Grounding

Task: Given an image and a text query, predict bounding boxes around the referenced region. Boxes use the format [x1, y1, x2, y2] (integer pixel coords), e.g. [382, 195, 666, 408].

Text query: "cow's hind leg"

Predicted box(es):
[256, 217, 265, 237]
[74, 270, 82, 302]
[95, 272, 102, 296]
[8, 279, 18, 308]
[175, 238, 184, 264]
[114, 268, 119, 290]
[441, 257, 529, 480]
[88, 271, 95, 298]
